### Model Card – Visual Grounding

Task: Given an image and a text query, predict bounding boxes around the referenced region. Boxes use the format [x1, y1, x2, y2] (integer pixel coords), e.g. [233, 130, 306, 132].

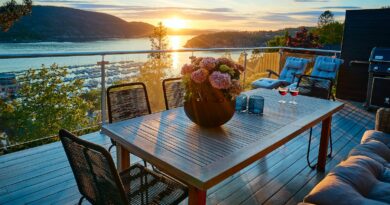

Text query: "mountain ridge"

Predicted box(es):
[0, 6, 155, 42]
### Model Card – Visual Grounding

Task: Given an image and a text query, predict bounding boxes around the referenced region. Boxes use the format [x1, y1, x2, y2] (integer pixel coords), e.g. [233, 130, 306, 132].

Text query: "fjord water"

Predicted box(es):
[0, 35, 196, 73]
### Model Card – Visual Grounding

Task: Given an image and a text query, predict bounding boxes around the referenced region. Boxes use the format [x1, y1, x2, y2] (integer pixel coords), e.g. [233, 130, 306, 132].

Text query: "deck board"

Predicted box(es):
[0, 101, 375, 205]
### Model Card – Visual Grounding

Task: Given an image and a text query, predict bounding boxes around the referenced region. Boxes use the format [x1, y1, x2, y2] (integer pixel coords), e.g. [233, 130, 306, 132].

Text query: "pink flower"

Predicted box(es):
[181, 63, 194, 75]
[191, 68, 209, 83]
[192, 57, 203, 65]
[200, 57, 216, 71]
[209, 71, 232, 89]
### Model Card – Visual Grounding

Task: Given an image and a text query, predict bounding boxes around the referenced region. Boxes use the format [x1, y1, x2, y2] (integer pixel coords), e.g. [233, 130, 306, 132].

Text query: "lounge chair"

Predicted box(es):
[289, 56, 344, 92]
[251, 57, 310, 89]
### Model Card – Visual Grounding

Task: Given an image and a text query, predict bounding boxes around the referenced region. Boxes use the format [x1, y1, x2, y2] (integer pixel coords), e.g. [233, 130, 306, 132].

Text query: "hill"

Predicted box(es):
[0, 6, 155, 42]
[184, 28, 302, 48]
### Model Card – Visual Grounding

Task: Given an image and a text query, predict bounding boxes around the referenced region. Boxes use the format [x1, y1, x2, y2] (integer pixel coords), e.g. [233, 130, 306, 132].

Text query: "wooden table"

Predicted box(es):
[102, 88, 344, 205]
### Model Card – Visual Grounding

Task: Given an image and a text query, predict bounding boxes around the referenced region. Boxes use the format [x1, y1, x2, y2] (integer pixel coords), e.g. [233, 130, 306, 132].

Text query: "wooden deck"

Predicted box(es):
[0, 101, 375, 205]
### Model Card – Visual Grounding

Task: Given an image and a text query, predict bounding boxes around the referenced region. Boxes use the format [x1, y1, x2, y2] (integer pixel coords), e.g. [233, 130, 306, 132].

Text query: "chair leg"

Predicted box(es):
[306, 128, 317, 169]
[327, 132, 333, 158]
[108, 144, 115, 152]
[78, 196, 85, 205]
[143, 160, 148, 167]
[108, 139, 116, 152]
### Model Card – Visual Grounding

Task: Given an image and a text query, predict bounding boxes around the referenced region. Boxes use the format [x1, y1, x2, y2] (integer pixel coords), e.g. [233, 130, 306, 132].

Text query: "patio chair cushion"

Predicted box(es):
[303, 155, 390, 205]
[361, 130, 390, 147]
[317, 61, 337, 72]
[349, 140, 390, 168]
[311, 56, 344, 80]
[251, 78, 288, 89]
[251, 57, 309, 89]
[279, 57, 310, 84]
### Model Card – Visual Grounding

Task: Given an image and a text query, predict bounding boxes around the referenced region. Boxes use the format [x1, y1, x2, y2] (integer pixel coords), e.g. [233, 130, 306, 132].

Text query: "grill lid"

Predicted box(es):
[370, 47, 390, 62]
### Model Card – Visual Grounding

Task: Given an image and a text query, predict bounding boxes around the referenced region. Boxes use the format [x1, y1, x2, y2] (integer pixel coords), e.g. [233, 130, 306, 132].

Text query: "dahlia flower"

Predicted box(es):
[209, 71, 232, 89]
[200, 57, 217, 71]
[181, 63, 194, 75]
[191, 68, 209, 83]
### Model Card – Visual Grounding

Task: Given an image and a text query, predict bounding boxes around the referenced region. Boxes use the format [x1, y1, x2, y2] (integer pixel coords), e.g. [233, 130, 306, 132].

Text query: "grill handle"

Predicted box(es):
[349, 60, 369, 66]
[370, 60, 390, 64]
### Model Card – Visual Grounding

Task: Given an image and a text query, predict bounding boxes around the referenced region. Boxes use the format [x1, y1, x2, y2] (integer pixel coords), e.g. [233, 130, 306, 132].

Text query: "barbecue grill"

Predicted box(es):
[367, 47, 390, 108]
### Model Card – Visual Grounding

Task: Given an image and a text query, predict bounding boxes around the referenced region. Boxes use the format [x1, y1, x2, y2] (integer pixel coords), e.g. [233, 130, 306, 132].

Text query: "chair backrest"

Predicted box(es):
[311, 56, 344, 80]
[162, 77, 185, 110]
[107, 82, 151, 123]
[297, 75, 333, 100]
[279, 57, 310, 84]
[59, 129, 128, 205]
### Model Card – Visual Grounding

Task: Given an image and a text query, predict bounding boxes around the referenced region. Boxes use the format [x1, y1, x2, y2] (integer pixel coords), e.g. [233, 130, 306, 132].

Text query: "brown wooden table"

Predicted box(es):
[102, 88, 344, 205]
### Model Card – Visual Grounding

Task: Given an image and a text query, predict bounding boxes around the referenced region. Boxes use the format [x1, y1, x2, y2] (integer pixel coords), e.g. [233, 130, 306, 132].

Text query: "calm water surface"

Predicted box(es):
[0, 35, 201, 73]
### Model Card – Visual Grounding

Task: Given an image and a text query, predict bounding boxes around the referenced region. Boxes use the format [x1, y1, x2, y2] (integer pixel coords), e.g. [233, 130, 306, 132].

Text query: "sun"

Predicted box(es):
[163, 18, 187, 29]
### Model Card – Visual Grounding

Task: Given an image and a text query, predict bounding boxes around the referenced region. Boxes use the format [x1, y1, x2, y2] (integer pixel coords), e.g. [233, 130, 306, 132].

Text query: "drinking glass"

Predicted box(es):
[248, 95, 264, 114]
[289, 87, 299, 104]
[278, 87, 288, 103]
[235, 94, 248, 112]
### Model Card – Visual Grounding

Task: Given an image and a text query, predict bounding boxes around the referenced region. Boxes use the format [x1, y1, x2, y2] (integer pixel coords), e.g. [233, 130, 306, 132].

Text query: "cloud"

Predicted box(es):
[316, 6, 361, 9]
[260, 14, 301, 22]
[294, 0, 329, 2]
[295, 0, 330, 2]
[59, 3, 234, 13]
[116, 9, 246, 21]
[286, 10, 345, 16]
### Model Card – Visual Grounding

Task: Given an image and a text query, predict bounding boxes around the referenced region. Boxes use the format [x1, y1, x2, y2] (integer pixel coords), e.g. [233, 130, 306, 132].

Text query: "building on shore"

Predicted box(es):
[0, 73, 17, 99]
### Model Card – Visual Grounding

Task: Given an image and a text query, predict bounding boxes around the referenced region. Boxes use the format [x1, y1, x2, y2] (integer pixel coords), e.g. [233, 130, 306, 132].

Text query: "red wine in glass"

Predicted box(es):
[278, 87, 288, 103]
[289, 88, 299, 104]
[290, 90, 299, 96]
[278, 89, 288, 96]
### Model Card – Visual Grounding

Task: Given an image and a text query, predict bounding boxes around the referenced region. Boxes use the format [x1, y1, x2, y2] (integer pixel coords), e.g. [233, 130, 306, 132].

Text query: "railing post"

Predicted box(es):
[278, 48, 284, 73]
[242, 51, 248, 87]
[98, 55, 109, 126]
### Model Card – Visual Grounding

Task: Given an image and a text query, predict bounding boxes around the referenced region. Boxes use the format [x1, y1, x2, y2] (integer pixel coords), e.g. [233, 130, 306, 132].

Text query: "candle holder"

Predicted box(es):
[235, 94, 248, 112]
[248, 95, 264, 114]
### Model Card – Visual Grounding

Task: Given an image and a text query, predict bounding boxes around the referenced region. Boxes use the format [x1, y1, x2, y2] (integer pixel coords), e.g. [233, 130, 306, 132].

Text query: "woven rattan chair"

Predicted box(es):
[376, 108, 390, 133]
[297, 75, 334, 169]
[59, 129, 188, 205]
[162, 78, 185, 110]
[106, 82, 151, 152]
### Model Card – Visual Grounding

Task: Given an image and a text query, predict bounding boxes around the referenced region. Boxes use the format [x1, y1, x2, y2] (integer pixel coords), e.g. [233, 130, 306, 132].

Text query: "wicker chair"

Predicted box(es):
[376, 108, 390, 133]
[297, 75, 334, 169]
[106, 82, 151, 152]
[162, 78, 185, 110]
[59, 129, 188, 205]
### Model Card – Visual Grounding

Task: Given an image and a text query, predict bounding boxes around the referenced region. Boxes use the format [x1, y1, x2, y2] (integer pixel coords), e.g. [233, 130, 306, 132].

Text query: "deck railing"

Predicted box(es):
[0, 46, 340, 152]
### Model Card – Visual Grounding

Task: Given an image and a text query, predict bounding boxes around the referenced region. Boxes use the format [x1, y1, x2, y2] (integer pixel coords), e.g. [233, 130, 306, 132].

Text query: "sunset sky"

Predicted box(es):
[35, 0, 389, 30]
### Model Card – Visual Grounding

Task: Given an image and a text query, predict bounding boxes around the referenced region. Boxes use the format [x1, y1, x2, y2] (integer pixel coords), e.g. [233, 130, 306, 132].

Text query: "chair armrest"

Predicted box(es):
[376, 108, 390, 133]
[266, 69, 280, 78]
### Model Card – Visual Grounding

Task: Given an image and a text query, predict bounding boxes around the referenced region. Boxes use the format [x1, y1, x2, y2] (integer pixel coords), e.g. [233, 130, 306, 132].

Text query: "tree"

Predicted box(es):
[149, 22, 170, 60]
[318, 10, 335, 27]
[0, 64, 91, 143]
[0, 0, 32, 32]
[287, 27, 321, 48]
[313, 22, 344, 46]
[136, 22, 172, 112]
[266, 31, 289, 47]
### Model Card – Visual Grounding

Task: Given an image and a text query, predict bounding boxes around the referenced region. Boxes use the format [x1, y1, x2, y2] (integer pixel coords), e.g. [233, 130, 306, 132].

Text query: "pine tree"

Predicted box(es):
[318, 10, 335, 28]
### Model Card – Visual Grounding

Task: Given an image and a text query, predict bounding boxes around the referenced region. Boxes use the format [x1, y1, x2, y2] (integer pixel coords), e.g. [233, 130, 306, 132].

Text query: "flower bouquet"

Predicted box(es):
[181, 56, 245, 127]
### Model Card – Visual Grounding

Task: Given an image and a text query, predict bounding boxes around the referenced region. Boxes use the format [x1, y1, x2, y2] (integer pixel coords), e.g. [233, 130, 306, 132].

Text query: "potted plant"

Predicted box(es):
[181, 56, 245, 127]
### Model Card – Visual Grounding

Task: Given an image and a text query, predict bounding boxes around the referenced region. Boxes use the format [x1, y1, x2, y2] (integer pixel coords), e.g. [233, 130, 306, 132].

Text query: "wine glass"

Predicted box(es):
[289, 87, 299, 104]
[278, 87, 288, 103]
